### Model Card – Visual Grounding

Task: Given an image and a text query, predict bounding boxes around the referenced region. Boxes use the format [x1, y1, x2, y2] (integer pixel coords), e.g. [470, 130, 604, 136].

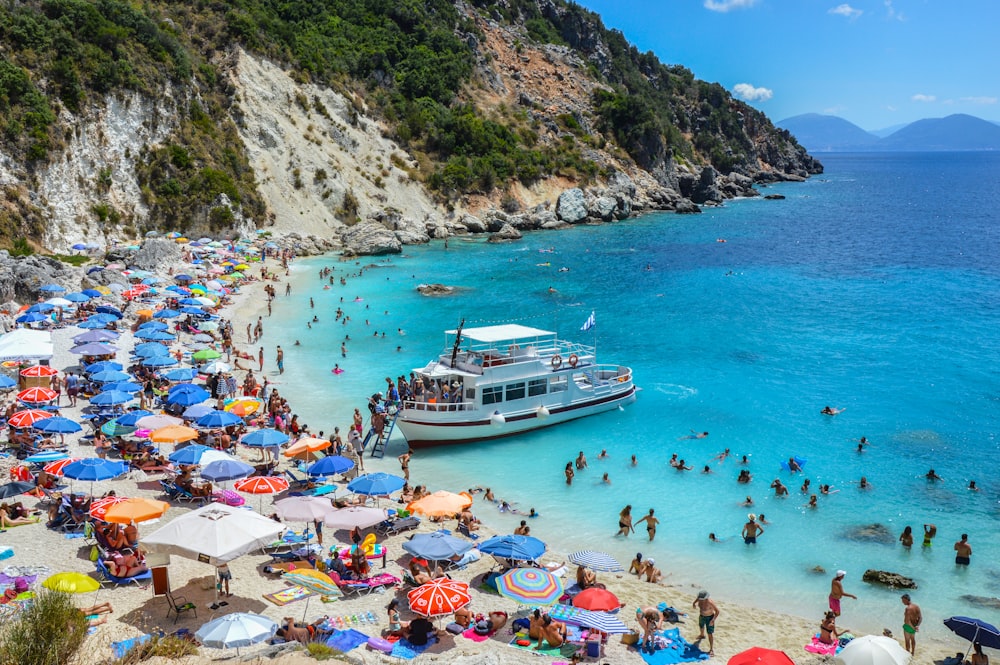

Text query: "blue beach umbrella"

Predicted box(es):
[60, 458, 128, 482]
[34, 417, 83, 434]
[76, 319, 108, 329]
[944, 616, 1000, 650]
[39, 284, 66, 292]
[402, 532, 474, 561]
[24, 451, 70, 464]
[90, 370, 131, 383]
[240, 429, 288, 448]
[138, 321, 169, 331]
[64, 292, 91, 303]
[72, 243, 87, 251]
[72, 329, 119, 344]
[182, 404, 214, 420]
[141, 276, 163, 285]
[85, 361, 123, 374]
[201, 459, 255, 483]
[174, 274, 193, 282]
[178, 298, 203, 306]
[115, 410, 153, 427]
[307, 456, 354, 478]
[142, 355, 177, 368]
[26, 303, 55, 313]
[86, 313, 119, 324]
[166, 385, 210, 406]
[0, 375, 17, 389]
[140, 330, 176, 342]
[168, 444, 215, 465]
[478, 535, 547, 561]
[180, 307, 205, 315]
[347, 472, 406, 496]
[101, 381, 143, 394]
[153, 309, 181, 319]
[196, 410, 242, 428]
[81, 289, 103, 298]
[133, 343, 170, 358]
[165, 285, 187, 293]
[90, 390, 134, 406]
[161, 367, 198, 382]
[16, 313, 48, 324]
[94, 305, 123, 318]
[70, 342, 118, 355]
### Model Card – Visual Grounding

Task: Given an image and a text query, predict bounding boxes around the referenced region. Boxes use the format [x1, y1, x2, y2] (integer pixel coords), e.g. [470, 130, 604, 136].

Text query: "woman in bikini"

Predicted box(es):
[616, 505, 634, 537]
[819, 611, 841, 645]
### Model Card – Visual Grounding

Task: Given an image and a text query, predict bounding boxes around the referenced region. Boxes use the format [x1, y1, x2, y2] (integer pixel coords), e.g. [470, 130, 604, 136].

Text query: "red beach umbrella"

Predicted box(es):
[572, 587, 621, 612]
[20, 365, 58, 377]
[17, 387, 58, 404]
[9, 409, 54, 428]
[407, 578, 471, 617]
[234, 476, 289, 494]
[88, 495, 129, 520]
[44, 457, 82, 476]
[729, 647, 796, 665]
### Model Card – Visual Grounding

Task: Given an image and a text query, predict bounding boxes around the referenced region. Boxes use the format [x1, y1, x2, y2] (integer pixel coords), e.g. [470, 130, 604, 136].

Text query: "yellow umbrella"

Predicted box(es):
[407, 490, 474, 518]
[175, 237, 189, 243]
[282, 437, 330, 458]
[235, 264, 249, 271]
[94, 285, 111, 295]
[43, 572, 100, 594]
[150, 424, 199, 444]
[101, 497, 170, 525]
[225, 399, 261, 416]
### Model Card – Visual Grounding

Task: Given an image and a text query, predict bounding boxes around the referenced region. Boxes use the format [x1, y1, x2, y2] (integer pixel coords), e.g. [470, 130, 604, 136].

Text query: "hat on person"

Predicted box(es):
[836, 570, 847, 578]
[747, 513, 756, 521]
[647, 558, 655, 565]
[697, 590, 709, 600]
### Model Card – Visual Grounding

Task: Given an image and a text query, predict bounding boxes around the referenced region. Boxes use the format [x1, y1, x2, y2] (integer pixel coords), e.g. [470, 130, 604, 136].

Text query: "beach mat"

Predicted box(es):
[263, 586, 315, 606]
[508, 632, 580, 658]
[390, 635, 438, 659]
[462, 627, 494, 642]
[326, 628, 369, 652]
[632, 628, 709, 664]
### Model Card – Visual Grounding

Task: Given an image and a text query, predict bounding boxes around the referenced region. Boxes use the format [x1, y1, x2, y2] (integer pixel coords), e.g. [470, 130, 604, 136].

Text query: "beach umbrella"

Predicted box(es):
[70, 342, 118, 355]
[61, 458, 128, 483]
[234, 476, 289, 494]
[191, 333, 214, 343]
[944, 616, 1000, 651]
[90, 390, 134, 406]
[402, 532, 474, 561]
[149, 424, 199, 444]
[408, 578, 471, 618]
[196, 410, 243, 428]
[16, 312, 48, 323]
[153, 308, 181, 319]
[182, 404, 214, 420]
[572, 587, 621, 612]
[198, 321, 219, 331]
[282, 437, 331, 458]
[568, 550, 624, 573]
[497, 568, 564, 606]
[201, 360, 231, 374]
[43, 458, 81, 476]
[81, 289, 103, 298]
[138, 321, 169, 331]
[274, 496, 333, 523]
[240, 429, 287, 448]
[24, 451, 69, 464]
[136, 414, 183, 430]
[94, 497, 170, 524]
[39, 284, 66, 293]
[34, 416, 82, 434]
[169, 444, 223, 466]
[43, 572, 100, 594]
[115, 410, 153, 427]
[0, 480, 36, 499]
[17, 386, 58, 404]
[306, 456, 354, 478]
[90, 370, 131, 383]
[142, 355, 177, 368]
[407, 490, 474, 518]
[835, 635, 911, 665]
[101, 381, 143, 394]
[94, 305, 123, 318]
[347, 472, 406, 496]
[161, 367, 199, 381]
[101, 420, 136, 437]
[729, 647, 796, 665]
[9, 409, 53, 428]
[282, 570, 342, 621]
[322, 506, 387, 530]
[142, 277, 163, 285]
[225, 399, 261, 417]
[0, 375, 16, 389]
[45, 297, 73, 308]
[87, 495, 129, 520]
[478, 534, 546, 562]
[72, 244, 87, 250]
[76, 318, 108, 329]
[576, 610, 630, 634]
[85, 361, 123, 374]
[143, 503, 285, 567]
[72, 329, 119, 344]
[201, 459, 255, 483]
[192, 348, 221, 361]
[134, 329, 176, 341]
[165, 385, 210, 405]
[133, 343, 170, 358]
[85, 314, 119, 325]
[180, 306, 205, 315]
[20, 365, 58, 378]
[195, 612, 278, 653]
[25, 303, 54, 313]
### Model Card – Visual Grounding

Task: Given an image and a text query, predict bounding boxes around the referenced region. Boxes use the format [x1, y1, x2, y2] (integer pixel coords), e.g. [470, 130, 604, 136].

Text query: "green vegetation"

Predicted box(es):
[53, 253, 91, 266]
[108, 634, 199, 664]
[302, 642, 343, 661]
[0, 590, 88, 665]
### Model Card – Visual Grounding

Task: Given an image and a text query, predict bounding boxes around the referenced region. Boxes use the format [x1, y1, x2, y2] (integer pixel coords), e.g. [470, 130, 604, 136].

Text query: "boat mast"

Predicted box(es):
[450, 318, 465, 368]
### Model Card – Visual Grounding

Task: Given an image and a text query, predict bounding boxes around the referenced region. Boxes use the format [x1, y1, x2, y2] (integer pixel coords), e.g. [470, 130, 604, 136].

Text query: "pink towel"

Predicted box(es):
[462, 627, 493, 642]
[804, 636, 838, 655]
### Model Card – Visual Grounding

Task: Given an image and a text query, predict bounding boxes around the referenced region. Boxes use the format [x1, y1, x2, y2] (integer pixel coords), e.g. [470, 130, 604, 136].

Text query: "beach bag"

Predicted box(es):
[474, 620, 491, 636]
[89, 545, 100, 562]
[621, 631, 640, 645]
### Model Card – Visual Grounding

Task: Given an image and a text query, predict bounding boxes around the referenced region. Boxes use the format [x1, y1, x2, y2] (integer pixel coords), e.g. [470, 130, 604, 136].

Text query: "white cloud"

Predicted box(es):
[884, 0, 904, 21]
[911, 94, 936, 103]
[704, 0, 758, 12]
[829, 4, 862, 19]
[732, 83, 773, 102]
[886, 105, 897, 112]
[961, 96, 998, 105]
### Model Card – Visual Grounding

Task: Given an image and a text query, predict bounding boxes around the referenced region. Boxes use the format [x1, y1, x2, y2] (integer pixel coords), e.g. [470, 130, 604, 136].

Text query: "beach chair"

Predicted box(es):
[164, 590, 197, 623]
[457, 522, 481, 540]
[96, 558, 152, 587]
[158, 479, 181, 500]
[283, 469, 311, 490]
[171, 484, 208, 505]
[376, 515, 420, 536]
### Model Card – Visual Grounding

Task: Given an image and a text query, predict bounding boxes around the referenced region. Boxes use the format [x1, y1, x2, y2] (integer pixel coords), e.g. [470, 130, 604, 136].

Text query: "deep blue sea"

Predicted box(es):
[262, 153, 1000, 636]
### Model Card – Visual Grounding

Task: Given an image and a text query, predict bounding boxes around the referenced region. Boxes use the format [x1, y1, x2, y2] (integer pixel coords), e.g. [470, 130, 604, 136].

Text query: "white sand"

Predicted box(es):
[0, 257, 966, 665]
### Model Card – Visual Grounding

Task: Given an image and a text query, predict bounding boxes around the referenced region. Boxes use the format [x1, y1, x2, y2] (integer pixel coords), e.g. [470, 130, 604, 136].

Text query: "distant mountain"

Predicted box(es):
[779, 113, 1000, 152]
[777, 114, 879, 151]
[877, 114, 1000, 151]
[870, 123, 908, 138]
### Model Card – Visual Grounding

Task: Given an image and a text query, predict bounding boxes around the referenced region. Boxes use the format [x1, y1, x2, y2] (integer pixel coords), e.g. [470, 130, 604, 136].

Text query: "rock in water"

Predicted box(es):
[842, 523, 895, 545]
[960, 595, 1000, 610]
[487, 223, 522, 243]
[764, 194, 786, 200]
[416, 284, 456, 296]
[556, 188, 587, 223]
[862, 569, 917, 589]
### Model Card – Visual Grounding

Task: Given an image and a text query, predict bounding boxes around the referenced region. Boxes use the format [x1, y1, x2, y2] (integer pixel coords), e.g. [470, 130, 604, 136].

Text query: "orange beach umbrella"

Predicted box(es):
[93, 497, 170, 524]
[282, 437, 330, 458]
[407, 490, 473, 518]
[149, 424, 199, 444]
[407, 578, 471, 617]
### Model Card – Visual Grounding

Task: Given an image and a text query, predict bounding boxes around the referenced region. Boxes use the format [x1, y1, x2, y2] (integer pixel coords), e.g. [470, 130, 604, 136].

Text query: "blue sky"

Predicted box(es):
[575, 0, 998, 131]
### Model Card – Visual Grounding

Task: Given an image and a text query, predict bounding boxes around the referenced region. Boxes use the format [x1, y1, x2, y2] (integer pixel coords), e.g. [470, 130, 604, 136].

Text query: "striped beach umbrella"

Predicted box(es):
[496, 567, 564, 606]
[568, 550, 625, 573]
[44, 457, 83, 476]
[9, 409, 53, 428]
[17, 387, 58, 404]
[407, 578, 471, 618]
[20, 365, 58, 378]
[576, 610, 630, 634]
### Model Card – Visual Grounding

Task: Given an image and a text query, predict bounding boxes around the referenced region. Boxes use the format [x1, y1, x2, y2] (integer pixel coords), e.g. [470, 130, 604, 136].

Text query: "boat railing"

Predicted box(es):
[444, 340, 596, 372]
[402, 399, 477, 413]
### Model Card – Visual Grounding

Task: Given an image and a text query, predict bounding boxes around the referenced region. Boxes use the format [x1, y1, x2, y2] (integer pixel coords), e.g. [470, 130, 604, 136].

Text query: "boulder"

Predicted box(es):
[416, 283, 456, 296]
[842, 523, 895, 545]
[80, 269, 129, 290]
[394, 226, 431, 245]
[691, 167, 722, 204]
[613, 195, 632, 220]
[674, 199, 702, 214]
[488, 223, 522, 243]
[862, 569, 917, 589]
[960, 595, 1000, 610]
[340, 221, 402, 256]
[556, 188, 587, 223]
[126, 238, 182, 271]
[459, 214, 487, 234]
[764, 194, 786, 200]
[590, 196, 617, 221]
[0, 252, 83, 304]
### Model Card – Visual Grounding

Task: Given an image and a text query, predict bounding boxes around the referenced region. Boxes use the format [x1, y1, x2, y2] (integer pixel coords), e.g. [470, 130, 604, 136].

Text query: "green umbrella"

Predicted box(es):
[101, 420, 137, 437]
[192, 348, 221, 361]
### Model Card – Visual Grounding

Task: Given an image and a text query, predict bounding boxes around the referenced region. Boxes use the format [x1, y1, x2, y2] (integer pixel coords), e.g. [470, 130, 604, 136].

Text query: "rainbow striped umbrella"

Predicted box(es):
[496, 567, 564, 606]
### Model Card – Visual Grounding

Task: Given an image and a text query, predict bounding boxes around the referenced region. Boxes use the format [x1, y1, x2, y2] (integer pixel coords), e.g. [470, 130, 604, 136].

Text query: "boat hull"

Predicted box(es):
[395, 385, 637, 447]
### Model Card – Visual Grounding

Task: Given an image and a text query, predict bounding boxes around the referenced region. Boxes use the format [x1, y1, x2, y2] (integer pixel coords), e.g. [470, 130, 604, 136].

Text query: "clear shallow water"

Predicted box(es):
[262, 153, 1000, 636]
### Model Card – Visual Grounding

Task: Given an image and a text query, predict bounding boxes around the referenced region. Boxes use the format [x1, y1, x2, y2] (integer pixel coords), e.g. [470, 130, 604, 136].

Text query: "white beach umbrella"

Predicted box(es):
[143, 503, 285, 567]
[45, 297, 75, 308]
[195, 612, 277, 653]
[835, 635, 912, 665]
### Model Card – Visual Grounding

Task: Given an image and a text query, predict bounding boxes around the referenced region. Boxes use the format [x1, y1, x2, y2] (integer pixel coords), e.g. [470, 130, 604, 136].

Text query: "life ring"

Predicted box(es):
[551, 355, 562, 369]
[568, 354, 578, 368]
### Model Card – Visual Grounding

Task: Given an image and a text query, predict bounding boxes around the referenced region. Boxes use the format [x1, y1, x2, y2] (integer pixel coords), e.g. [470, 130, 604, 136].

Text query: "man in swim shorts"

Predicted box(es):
[742, 514, 763, 544]
[829, 570, 856, 617]
[954, 533, 972, 565]
[692, 590, 719, 656]
[901, 594, 921, 655]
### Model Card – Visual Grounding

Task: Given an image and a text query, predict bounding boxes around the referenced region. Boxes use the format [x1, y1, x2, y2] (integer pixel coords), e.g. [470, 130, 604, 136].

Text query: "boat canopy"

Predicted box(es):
[445, 324, 554, 344]
[415, 363, 480, 379]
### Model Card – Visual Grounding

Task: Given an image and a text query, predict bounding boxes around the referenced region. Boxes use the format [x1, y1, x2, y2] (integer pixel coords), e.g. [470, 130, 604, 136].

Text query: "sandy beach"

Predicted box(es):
[0, 245, 969, 665]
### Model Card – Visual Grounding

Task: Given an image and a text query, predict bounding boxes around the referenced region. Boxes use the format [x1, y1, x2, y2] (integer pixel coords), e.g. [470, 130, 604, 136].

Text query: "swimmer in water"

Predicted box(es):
[968, 480, 979, 492]
[597, 449, 609, 459]
[713, 448, 731, 463]
[821, 406, 845, 415]
[679, 430, 709, 440]
[630, 455, 638, 467]
[925, 469, 943, 482]
[601, 473, 611, 485]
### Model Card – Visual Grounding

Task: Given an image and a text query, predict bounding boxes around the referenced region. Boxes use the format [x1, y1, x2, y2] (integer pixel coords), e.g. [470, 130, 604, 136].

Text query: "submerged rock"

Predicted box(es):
[764, 194, 786, 200]
[862, 569, 917, 589]
[416, 283, 456, 296]
[960, 595, 1000, 610]
[842, 523, 895, 545]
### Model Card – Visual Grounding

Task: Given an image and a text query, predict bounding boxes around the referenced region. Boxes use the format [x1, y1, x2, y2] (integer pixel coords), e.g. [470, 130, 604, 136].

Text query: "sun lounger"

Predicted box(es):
[328, 571, 400, 597]
[375, 515, 420, 536]
[96, 559, 152, 587]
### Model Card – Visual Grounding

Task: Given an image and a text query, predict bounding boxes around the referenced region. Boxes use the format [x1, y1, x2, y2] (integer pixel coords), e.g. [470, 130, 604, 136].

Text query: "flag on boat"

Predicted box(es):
[581, 311, 596, 332]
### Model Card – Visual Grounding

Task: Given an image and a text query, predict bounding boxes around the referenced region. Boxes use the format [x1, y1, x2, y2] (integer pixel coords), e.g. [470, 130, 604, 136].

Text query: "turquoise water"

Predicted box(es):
[263, 153, 1000, 635]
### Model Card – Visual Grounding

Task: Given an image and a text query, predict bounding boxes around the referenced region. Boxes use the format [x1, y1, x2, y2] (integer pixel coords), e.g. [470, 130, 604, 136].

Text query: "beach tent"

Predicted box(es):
[0, 329, 53, 361]
[143, 503, 285, 567]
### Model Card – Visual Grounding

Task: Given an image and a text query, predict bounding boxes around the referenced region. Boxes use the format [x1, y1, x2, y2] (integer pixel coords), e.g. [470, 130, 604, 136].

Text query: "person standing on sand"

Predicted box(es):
[258, 346, 264, 371]
[901, 593, 921, 655]
[692, 590, 719, 656]
[829, 570, 856, 617]
[398, 449, 412, 481]
[954, 533, 972, 565]
[742, 514, 763, 544]
[616, 505, 634, 537]
[634, 508, 659, 541]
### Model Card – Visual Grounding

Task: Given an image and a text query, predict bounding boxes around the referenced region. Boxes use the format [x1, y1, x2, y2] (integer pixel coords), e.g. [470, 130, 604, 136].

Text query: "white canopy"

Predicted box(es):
[0, 329, 53, 361]
[143, 503, 285, 567]
[446, 324, 553, 343]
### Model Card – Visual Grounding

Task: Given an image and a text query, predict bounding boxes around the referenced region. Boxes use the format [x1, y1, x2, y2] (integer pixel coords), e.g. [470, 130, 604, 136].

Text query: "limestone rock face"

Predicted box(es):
[674, 199, 702, 214]
[556, 188, 587, 223]
[80, 269, 129, 290]
[590, 196, 617, 221]
[340, 221, 402, 256]
[0, 252, 83, 304]
[124, 238, 182, 272]
[862, 569, 917, 589]
[459, 214, 487, 234]
[488, 223, 523, 242]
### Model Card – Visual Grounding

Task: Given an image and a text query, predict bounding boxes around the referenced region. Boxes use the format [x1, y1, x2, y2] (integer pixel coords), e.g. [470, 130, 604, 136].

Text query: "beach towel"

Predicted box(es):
[325, 628, 369, 652]
[111, 634, 153, 659]
[631, 628, 709, 665]
[462, 626, 494, 642]
[263, 585, 315, 606]
[0, 573, 35, 586]
[804, 635, 840, 655]
[63, 532, 86, 539]
[390, 635, 438, 659]
[508, 632, 580, 658]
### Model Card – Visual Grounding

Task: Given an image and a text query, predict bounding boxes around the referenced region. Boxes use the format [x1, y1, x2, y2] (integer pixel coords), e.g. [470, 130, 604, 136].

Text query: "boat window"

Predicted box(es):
[550, 375, 568, 392]
[505, 382, 525, 401]
[482, 386, 503, 405]
[528, 378, 547, 397]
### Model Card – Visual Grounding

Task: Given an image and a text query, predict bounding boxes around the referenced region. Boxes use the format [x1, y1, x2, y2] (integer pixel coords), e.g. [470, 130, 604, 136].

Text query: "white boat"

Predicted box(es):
[393, 323, 636, 446]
